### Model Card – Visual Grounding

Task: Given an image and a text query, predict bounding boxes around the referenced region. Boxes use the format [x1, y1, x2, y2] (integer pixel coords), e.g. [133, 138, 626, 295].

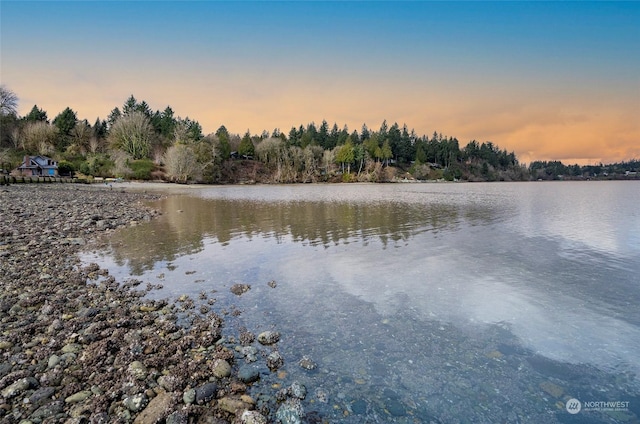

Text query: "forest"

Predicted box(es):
[1, 86, 637, 184]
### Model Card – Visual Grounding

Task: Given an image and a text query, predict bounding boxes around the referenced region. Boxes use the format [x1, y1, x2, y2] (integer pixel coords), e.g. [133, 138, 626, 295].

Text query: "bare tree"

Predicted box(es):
[110, 149, 133, 178]
[21, 121, 57, 154]
[0, 85, 18, 116]
[302, 145, 323, 182]
[88, 136, 102, 154]
[10, 127, 22, 150]
[163, 144, 202, 183]
[108, 111, 154, 159]
[68, 120, 92, 155]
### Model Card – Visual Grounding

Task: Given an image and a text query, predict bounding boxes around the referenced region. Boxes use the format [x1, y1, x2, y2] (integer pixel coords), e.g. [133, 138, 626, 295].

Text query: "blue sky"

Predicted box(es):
[1, 1, 639, 164]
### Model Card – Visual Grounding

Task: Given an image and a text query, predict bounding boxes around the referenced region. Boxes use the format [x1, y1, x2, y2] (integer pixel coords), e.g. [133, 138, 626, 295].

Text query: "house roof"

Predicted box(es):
[18, 155, 58, 169]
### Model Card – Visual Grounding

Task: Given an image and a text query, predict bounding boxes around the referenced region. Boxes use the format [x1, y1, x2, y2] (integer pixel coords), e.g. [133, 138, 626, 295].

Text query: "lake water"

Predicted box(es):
[83, 181, 640, 423]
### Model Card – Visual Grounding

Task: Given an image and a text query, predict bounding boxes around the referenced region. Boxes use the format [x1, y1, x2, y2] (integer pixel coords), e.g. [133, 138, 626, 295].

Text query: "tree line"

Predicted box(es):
[1, 86, 636, 183]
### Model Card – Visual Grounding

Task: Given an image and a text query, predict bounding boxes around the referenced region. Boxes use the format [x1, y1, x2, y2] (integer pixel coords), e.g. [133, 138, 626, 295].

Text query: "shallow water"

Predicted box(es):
[83, 181, 640, 423]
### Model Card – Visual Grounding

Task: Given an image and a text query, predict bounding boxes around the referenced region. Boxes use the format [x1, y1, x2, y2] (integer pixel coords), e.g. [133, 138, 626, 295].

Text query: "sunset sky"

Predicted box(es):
[1, 1, 639, 165]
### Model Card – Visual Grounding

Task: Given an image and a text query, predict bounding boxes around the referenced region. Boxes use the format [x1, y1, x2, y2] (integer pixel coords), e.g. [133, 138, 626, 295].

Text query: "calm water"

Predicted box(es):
[83, 182, 640, 423]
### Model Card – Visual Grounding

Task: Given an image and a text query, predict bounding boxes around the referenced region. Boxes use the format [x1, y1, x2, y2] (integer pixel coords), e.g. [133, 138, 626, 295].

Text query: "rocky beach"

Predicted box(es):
[0, 183, 302, 423]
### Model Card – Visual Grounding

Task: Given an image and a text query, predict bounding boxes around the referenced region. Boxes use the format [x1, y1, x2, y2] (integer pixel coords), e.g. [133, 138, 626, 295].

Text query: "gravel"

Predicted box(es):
[0, 184, 271, 423]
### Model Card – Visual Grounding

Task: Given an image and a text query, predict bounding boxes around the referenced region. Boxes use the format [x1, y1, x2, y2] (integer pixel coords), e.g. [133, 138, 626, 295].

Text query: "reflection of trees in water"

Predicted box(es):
[108, 219, 205, 275]
[107, 194, 500, 274]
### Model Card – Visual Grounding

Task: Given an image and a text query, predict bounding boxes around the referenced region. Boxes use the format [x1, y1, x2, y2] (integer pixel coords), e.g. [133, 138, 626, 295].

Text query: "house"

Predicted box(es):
[17, 155, 58, 176]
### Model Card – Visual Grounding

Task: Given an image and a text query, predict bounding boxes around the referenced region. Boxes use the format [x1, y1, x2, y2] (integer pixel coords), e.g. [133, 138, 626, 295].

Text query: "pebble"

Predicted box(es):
[351, 399, 367, 414]
[1, 377, 35, 398]
[240, 346, 258, 362]
[266, 351, 284, 371]
[182, 388, 196, 404]
[275, 398, 305, 424]
[0, 185, 294, 423]
[257, 331, 280, 345]
[194, 382, 218, 404]
[133, 391, 173, 424]
[217, 396, 254, 414]
[30, 400, 64, 419]
[166, 411, 189, 424]
[64, 390, 91, 404]
[61, 343, 82, 353]
[298, 355, 317, 370]
[47, 354, 61, 368]
[241, 410, 268, 424]
[315, 387, 328, 403]
[123, 393, 148, 412]
[230, 283, 251, 295]
[289, 381, 307, 399]
[211, 358, 232, 378]
[128, 360, 148, 381]
[29, 387, 56, 406]
[238, 365, 260, 383]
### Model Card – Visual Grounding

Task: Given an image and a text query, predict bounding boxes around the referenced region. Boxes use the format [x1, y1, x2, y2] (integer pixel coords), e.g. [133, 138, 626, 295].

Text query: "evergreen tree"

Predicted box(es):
[361, 123, 370, 141]
[52, 107, 78, 150]
[318, 120, 329, 149]
[93, 118, 108, 139]
[24, 105, 48, 123]
[155, 106, 176, 138]
[238, 131, 255, 157]
[107, 107, 122, 128]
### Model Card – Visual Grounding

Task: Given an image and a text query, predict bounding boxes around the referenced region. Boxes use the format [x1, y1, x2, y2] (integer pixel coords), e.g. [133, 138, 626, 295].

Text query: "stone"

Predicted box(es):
[1, 377, 34, 398]
[217, 396, 253, 415]
[65, 390, 92, 403]
[267, 351, 284, 371]
[240, 346, 258, 362]
[157, 374, 181, 391]
[352, 399, 367, 414]
[166, 411, 188, 424]
[61, 343, 82, 353]
[241, 410, 267, 424]
[123, 393, 148, 412]
[0, 362, 11, 378]
[182, 388, 196, 404]
[78, 307, 99, 318]
[128, 360, 148, 380]
[133, 392, 174, 424]
[314, 388, 328, 403]
[230, 284, 251, 296]
[30, 400, 64, 420]
[29, 387, 56, 406]
[238, 365, 260, 383]
[257, 331, 280, 345]
[47, 354, 61, 369]
[298, 355, 317, 370]
[385, 398, 406, 416]
[275, 398, 305, 424]
[211, 359, 231, 378]
[540, 381, 564, 398]
[139, 305, 158, 312]
[0, 341, 13, 350]
[195, 382, 218, 404]
[289, 381, 307, 400]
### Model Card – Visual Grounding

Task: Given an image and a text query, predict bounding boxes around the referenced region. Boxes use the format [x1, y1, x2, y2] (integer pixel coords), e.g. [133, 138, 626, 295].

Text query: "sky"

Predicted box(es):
[1, 1, 639, 165]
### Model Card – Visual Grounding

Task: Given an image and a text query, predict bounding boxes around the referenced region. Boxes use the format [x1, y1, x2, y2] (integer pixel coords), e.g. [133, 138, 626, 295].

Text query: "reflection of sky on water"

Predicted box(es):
[84, 182, 640, 384]
[508, 181, 640, 257]
[273, 229, 640, 378]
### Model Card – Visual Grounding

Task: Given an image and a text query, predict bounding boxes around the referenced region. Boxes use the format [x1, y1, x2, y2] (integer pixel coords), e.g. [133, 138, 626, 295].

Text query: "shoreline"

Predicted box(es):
[0, 184, 285, 423]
